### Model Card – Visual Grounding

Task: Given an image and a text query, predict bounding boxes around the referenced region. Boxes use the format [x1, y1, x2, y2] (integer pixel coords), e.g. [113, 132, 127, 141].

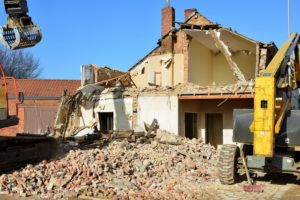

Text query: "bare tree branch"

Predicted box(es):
[0, 46, 41, 79]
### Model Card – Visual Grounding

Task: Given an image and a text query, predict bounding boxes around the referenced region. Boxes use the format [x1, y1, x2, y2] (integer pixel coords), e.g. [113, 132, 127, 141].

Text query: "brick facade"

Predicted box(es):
[1, 99, 63, 136]
[0, 79, 80, 136]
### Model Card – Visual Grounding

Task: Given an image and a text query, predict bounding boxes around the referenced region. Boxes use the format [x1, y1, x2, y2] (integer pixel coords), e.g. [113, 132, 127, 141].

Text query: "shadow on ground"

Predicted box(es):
[236, 172, 299, 185]
[254, 173, 299, 185]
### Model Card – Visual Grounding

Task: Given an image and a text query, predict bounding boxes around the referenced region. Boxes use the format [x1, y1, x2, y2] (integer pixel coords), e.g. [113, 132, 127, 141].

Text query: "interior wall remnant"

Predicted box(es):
[212, 53, 237, 85]
[188, 39, 212, 85]
[231, 51, 256, 83]
[208, 29, 246, 84]
[81, 65, 126, 86]
[187, 29, 257, 86]
[188, 39, 239, 86]
[218, 29, 257, 82]
[259, 48, 268, 72]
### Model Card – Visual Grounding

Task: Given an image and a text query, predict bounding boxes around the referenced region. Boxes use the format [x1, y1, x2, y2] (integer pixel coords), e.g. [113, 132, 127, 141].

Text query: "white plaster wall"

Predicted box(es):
[137, 95, 179, 135]
[79, 101, 95, 128]
[223, 129, 234, 144]
[80, 95, 133, 131]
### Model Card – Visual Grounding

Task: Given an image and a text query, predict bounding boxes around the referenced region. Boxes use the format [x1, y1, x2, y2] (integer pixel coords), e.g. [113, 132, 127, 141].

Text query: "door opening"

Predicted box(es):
[98, 112, 114, 133]
[206, 113, 223, 148]
[185, 113, 198, 139]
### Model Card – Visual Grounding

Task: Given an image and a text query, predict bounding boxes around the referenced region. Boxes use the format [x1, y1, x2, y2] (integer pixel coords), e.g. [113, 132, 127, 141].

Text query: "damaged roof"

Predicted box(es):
[128, 9, 276, 72]
[184, 9, 213, 26]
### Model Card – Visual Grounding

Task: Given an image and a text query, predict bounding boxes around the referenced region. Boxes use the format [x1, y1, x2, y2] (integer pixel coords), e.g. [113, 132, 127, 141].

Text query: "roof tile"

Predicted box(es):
[1, 79, 81, 97]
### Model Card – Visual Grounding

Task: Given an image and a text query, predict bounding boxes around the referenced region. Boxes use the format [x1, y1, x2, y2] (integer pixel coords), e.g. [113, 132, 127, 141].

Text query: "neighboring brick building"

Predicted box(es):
[1, 79, 80, 136]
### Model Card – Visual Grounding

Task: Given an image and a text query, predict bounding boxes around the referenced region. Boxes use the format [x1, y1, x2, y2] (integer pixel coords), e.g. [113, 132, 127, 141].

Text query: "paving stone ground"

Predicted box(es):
[204, 173, 300, 200]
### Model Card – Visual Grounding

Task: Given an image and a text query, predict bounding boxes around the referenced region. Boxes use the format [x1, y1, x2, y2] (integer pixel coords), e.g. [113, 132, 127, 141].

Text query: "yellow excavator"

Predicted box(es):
[219, 33, 300, 184]
[0, 0, 54, 171]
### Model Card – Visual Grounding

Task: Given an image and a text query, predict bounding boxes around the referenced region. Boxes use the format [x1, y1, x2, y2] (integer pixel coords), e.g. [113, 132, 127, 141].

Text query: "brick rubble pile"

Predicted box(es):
[0, 132, 217, 199]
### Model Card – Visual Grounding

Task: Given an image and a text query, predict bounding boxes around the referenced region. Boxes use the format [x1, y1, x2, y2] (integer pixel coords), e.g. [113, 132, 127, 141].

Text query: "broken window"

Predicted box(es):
[148, 71, 156, 85]
[140, 67, 145, 75]
[98, 112, 114, 133]
[161, 55, 173, 69]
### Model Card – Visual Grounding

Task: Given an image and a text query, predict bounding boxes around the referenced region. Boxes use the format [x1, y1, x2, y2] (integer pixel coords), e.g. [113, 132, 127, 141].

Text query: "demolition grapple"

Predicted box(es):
[0, 0, 41, 50]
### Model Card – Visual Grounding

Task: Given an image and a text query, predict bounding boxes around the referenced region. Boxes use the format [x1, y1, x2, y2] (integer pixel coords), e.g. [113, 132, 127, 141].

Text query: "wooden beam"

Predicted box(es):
[178, 94, 254, 100]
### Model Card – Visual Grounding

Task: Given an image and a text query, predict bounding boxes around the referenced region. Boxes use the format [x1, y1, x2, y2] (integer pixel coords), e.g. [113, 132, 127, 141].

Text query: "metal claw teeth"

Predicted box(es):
[0, 25, 42, 50]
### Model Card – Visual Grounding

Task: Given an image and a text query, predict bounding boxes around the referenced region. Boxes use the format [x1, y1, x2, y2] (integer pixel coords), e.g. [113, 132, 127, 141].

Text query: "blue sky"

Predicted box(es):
[0, 0, 299, 80]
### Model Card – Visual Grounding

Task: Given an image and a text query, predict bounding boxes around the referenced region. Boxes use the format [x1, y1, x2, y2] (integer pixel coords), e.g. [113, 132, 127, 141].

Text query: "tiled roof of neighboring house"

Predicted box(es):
[2, 79, 81, 98]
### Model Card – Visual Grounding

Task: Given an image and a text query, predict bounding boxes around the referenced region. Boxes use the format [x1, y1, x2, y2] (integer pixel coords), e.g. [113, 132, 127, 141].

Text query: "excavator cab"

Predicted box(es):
[0, 0, 41, 50]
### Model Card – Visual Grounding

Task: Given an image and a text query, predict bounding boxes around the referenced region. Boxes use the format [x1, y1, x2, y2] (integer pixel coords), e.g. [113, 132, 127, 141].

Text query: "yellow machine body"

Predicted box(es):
[250, 34, 299, 157]
[252, 77, 276, 157]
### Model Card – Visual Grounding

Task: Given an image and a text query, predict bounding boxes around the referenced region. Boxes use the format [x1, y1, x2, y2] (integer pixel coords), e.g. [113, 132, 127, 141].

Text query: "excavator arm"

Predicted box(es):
[0, 0, 41, 50]
[251, 33, 300, 157]
[219, 34, 300, 185]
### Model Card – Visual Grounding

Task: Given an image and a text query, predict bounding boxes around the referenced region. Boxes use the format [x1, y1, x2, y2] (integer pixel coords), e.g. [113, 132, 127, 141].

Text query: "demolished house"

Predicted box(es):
[54, 5, 278, 148]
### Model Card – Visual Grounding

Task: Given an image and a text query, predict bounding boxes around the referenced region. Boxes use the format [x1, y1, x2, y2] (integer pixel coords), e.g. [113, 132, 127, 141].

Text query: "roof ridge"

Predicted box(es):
[184, 9, 214, 25]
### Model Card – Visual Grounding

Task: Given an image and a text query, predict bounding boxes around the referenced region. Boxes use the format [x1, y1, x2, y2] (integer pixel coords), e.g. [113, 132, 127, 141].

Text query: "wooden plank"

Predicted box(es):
[178, 94, 253, 100]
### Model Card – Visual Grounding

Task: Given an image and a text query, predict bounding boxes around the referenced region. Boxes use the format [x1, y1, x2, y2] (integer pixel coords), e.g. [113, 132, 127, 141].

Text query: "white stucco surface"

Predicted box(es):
[137, 95, 179, 135]
[80, 95, 133, 131]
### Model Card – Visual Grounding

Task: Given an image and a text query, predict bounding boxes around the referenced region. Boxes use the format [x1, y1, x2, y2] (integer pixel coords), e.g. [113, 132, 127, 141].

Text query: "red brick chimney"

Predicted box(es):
[162, 4, 175, 36]
[185, 8, 197, 21]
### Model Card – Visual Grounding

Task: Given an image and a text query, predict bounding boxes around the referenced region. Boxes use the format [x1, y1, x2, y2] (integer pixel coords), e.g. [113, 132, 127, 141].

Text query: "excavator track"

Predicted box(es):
[0, 134, 58, 172]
